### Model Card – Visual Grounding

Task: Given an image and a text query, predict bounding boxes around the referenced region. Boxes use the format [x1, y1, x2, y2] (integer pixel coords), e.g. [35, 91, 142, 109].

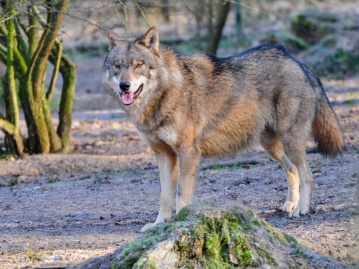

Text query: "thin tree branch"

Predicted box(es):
[0, 118, 15, 135]
[133, 0, 151, 27]
[46, 40, 62, 101]
[14, 15, 28, 59]
[114, 0, 128, 32]
[5, 1, 20, 129]
[0, 46, 6, 63]
[226, 0, 267, 15]
[0, 21, 28, 75]
[29, 0, 69, 98]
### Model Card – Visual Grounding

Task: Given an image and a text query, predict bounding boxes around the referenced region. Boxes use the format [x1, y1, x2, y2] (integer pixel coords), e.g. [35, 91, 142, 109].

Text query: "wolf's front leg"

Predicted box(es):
[176, 146, 201, 214]
[141, 148, 178, 232]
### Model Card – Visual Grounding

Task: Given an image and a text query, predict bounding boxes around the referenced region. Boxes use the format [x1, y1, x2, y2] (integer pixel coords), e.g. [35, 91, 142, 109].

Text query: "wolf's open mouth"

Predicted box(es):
[120, 84, 143, 105]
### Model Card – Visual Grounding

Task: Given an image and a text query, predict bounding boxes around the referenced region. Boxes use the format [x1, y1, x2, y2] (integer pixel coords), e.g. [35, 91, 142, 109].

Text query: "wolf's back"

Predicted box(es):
[312, 90, 345, 157]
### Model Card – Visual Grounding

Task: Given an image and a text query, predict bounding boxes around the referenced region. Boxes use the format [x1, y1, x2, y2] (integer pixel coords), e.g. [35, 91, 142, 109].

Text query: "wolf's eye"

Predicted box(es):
[114, 64, 121, 69]
[135, 62, 143, 69]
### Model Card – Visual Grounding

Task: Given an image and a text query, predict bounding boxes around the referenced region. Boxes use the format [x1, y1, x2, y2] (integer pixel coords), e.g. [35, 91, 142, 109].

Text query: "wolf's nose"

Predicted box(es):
[119, 81, 131, 91]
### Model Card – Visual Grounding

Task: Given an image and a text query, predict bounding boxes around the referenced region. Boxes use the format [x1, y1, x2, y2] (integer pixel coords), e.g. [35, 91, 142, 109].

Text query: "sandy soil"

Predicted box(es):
[0, 58, 358, 268]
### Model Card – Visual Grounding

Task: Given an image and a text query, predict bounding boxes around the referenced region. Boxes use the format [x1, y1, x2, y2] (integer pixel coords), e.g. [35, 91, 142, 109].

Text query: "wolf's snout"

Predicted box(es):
[119, 81, 131, 91]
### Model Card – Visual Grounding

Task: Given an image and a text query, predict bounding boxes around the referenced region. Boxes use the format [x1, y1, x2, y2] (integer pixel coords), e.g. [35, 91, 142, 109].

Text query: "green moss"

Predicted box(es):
[257, 248, 278, 266]
[114, 224, 173, 269]
[283, 232, 298, 244]
[203, 230, 221, 260]
[176, 207, 191, 221]
[233, 234, 253, 267]
[134, 258, 157, 268]
[294, 245, 308, 259]
[112, 206, 316, 268]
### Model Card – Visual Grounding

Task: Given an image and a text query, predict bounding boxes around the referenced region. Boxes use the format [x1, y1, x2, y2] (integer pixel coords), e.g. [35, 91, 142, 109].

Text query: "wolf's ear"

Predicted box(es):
[136, 26, 159, 55]
[107, 30, 120, 49]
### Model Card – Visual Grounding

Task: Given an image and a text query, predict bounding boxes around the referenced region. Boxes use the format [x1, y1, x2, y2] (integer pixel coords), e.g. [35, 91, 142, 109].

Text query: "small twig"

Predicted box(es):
[226, 0, 268, 15]
[182, 0, 201, 16]
[133, 0, 150, 27]
[114, 0, 129, 33]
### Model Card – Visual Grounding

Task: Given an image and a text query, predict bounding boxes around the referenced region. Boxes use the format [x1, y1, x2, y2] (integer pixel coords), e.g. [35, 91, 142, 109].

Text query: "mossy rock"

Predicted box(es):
[79, 203, 348, 269]
[291, 8, 338, 45]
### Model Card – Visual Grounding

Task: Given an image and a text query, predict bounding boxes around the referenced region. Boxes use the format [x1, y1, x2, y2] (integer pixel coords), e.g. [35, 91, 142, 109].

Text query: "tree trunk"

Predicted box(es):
[206, 1, 231, 55]
[25, 0, 70, 153]
[55, 54, 76, 153]
[2, 1, 23, 155]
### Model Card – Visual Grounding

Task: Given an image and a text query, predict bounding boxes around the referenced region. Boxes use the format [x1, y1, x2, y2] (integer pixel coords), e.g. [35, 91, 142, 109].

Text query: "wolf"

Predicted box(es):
[102, 27, 344, 232]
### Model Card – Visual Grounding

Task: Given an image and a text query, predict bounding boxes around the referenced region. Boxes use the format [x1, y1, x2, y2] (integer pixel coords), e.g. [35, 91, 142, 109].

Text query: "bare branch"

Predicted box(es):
[133, 0, 151, 27]
[226, 0, 267, 15]
[114, 0, 129, 32]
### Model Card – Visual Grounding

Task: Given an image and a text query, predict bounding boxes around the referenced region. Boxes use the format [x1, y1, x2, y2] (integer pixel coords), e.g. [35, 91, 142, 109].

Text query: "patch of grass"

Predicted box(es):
[105, 170, 117, 177]
[207, 162, 242, 171]
[121, 169, 145, 178]
[46, 177, 61, 184]
[210, 163, 226, 170]
[345, 99, 357, 107]
[0, 153, 15, 159]
[231, 162, 242, 170]
[26, 248, 43, 262]
[309, 159, 323, 173]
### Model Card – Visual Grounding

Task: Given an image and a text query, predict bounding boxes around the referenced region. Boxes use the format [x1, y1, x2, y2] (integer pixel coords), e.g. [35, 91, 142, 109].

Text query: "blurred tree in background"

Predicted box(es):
[113, 0, 234, 55]
[0, 0, 76, 155]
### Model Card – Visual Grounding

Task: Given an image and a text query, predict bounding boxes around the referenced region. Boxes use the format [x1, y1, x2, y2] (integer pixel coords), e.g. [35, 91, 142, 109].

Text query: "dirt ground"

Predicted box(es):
[0, 57, 358, 269]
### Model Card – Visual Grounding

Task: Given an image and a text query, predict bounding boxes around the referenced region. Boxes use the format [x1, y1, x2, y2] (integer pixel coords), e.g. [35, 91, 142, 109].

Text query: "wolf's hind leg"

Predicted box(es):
[261, 130, 300, 212]
[281, 141, 313, 217]
[141, 147, 178, 232]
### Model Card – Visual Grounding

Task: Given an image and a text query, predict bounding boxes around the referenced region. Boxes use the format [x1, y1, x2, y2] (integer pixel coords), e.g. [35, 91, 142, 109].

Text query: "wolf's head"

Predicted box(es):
[102, 27, 161, 107]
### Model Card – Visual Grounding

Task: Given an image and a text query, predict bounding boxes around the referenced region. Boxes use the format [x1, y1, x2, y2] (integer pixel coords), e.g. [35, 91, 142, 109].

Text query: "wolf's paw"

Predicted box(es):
[140, 222, 159, 233]
[280, 201, 297, 213]
[289, 203, 310, 218]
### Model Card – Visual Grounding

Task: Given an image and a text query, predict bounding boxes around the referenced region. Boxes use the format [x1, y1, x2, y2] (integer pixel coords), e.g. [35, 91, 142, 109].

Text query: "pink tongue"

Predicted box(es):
[121, 92, 135, 105]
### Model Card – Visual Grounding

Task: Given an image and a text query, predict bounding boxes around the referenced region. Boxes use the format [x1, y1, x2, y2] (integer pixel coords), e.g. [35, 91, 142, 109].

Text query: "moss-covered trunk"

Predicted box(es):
[55, 54, 77, 153]
[1, 1, 24, 155]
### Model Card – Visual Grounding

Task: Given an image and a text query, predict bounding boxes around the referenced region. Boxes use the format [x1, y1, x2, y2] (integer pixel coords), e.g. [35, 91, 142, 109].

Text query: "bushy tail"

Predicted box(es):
[312, 93, 345, 157]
